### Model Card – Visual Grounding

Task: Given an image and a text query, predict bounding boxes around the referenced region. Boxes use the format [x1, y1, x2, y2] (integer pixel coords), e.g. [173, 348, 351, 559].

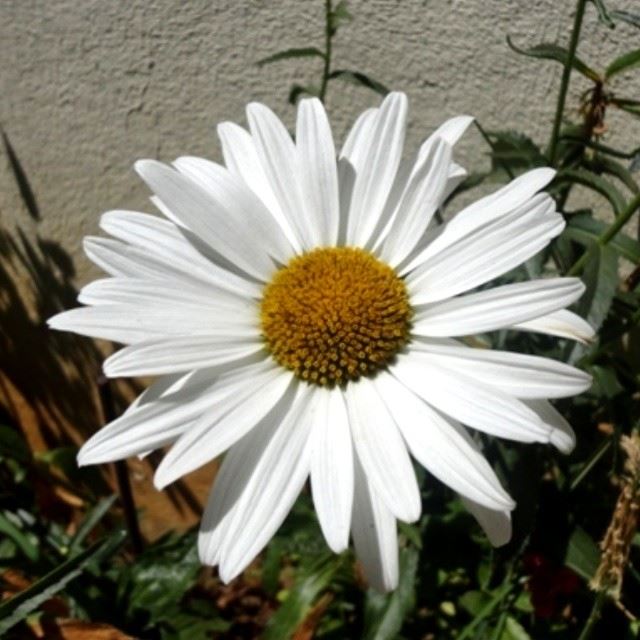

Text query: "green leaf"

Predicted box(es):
[257, 47, 325, 67]
[0, 511, 38, 562]
[590, 155, 640, 193]
[614, 97, 640, 118]
[328, 69, 390, 96]
[564, 527, 600, 580]
[506, 36, 600, 81]
[610, 10, 640, 29]
[0, 530, 126, 635]
[362, 547, 418, 640]
[263, 554, 341, 640]
[564, 214, 640, 263]
[69, 495, 117, 555]
[605, 48, 640, 79]
[329, 0, 353, 33]
[589, 365, 624, 398]
[577, 244, 619, 332]
[591, 0, 615, 28]
[556, 168, 626, 214]
[288, 83, 318, 104]
[486, 130, 546, 171]
[500, 616, 532, 640]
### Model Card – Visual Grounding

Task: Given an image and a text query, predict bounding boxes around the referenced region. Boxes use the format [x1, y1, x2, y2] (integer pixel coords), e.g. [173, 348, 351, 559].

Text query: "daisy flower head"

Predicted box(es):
[49, 92, 593, 591]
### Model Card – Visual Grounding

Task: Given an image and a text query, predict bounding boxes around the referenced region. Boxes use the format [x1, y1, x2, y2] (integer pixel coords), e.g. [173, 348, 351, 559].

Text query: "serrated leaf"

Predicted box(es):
[506, 36, 600, 81]
[605, 48, 640, 79]
[487, 130, 546, 171]
[564, 527, 600, 580]
[556, 168, 626, 214]
[263, 554, 341, 640]
[564, 213, 640, 263]
[578, 244, 619, 332]
[362, 547, 418, 640]
[610, 10, 640, 29]
[328, 69, 390, 96]
[0, 530, 126, 635]
[257, 47, 325, 67]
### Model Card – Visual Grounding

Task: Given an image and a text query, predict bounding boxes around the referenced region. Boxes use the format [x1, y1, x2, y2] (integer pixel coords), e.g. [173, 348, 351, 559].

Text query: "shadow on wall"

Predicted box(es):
[0, 130, 207, 536]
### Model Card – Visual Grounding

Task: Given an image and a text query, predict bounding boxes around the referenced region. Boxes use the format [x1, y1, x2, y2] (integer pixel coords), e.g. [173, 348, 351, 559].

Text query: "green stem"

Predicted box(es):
[474, 120, 515, 179]
[457, 582, 514, 640]
[549, 0, 588, 165]
[568, 192, 640, 275]
[577, 590, 607, 640]
[319, 0, 333, 103]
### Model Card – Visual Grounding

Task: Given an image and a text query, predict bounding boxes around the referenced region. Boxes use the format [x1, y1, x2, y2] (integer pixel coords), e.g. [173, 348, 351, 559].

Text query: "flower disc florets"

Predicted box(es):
[260, 247, 412, 386]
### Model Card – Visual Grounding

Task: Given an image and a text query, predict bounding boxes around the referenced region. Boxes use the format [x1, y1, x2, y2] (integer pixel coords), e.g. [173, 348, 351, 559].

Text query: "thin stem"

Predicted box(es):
[457, 581, 514, 640]
[474, 121, 515, 180]
[97, 376, 144, 555]
[568, 192, 640, 275]
[549, 0, 588, 165]
[577, 590, 607, 640]
[318, 0, 333, 103]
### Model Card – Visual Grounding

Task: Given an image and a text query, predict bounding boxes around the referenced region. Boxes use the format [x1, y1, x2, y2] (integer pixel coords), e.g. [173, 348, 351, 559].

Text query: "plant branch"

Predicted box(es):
[549, 0, 588, 164]
[568, 192, 640, 275]
[577, 590, 608, 640]
[319, 0, 333, 103]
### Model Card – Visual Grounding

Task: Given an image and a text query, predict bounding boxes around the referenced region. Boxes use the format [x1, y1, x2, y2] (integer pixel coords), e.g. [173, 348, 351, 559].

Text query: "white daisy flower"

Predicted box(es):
[49, 92, 593, 591]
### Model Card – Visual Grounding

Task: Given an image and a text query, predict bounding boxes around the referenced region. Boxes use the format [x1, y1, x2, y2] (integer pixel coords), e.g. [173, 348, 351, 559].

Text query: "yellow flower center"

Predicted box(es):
[260, 247, 412, 386]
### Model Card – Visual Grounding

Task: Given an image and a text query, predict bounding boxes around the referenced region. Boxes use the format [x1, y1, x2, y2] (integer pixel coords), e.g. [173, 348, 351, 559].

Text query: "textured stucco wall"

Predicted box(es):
[1, 0, 639, 283]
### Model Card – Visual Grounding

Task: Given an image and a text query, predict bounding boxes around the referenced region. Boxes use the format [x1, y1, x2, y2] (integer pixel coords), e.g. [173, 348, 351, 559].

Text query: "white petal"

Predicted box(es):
[296, 98, 340, 246]
[511, 309, 595, 344]
[173, 156, 296, 265]
[310, 389, 354, 552]
[345, 379, 421, 523]
[78, 278, 255, 314]
[217, 384, 315, 581]
[99, 209, 260, 297]
[412, 340, 592, 399]
[246, 102, 317, 249]
[412, 278, 586, 336]
[404, 189, 556, 276]
[524, 399, 577, 454]
[198, 381, 301, 567]
[48, 301, 257, 345]
[424, 168, 556, 259]
[103, 335, 264, 377]
[422, 115, 474, 150]
[347, 92, 408, 247]
[340, 107, 378, 164]
[135, 159, 278, 280]
[351, 453, 398, 592]
[217, 122, 299, 250]
[461, 496, 512, 547]
[76, 363, 261, 465]
[407, 209, 565, 303]
[153, 367, 295, 489]
[374, 371, 514, 510]
[381, 139, 453, 267]
[393, 353, 551, 443]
